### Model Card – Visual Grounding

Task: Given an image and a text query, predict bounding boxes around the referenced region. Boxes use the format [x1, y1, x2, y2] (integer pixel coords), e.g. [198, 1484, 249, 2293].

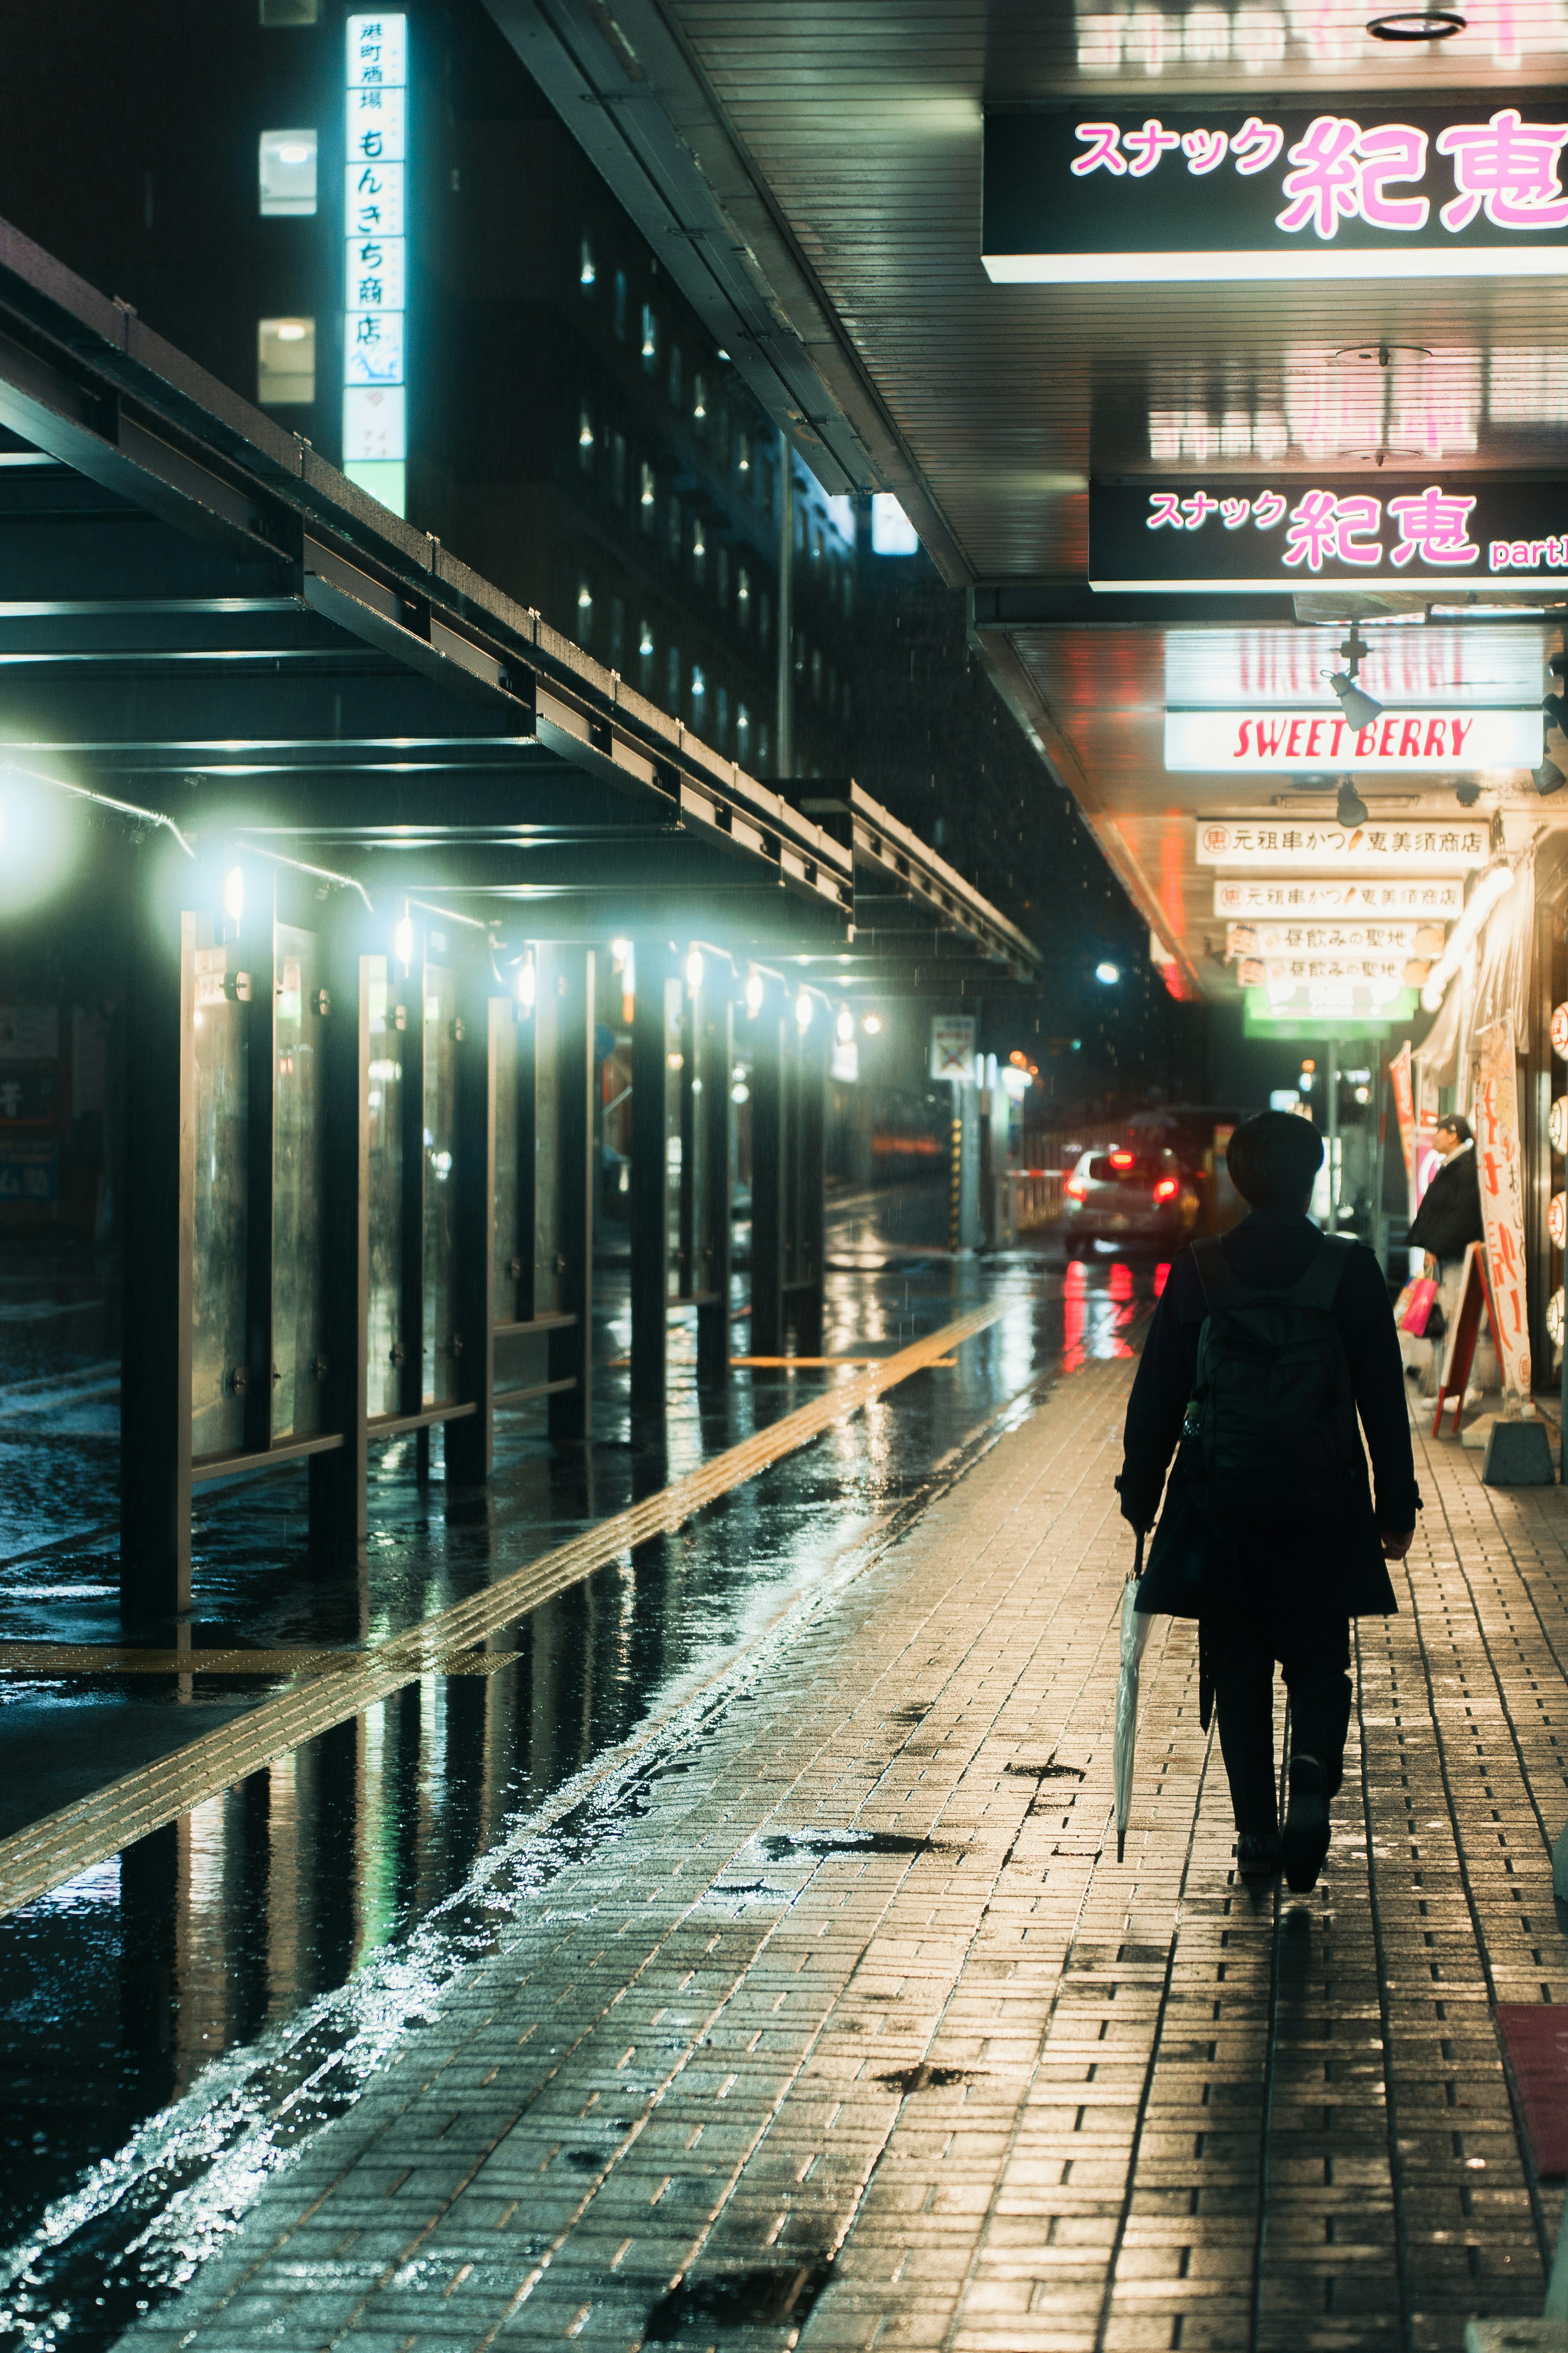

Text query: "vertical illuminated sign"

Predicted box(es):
[344, 14, 407, 517]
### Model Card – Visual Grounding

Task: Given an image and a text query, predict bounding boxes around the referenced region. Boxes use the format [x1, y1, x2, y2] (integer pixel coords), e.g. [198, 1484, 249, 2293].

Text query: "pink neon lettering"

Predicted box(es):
[1436, 109, 1568, 232]
[1071, 123, 1125, 177]
[1450, 718, 1472, 755]
[1233, 721, 1252, 757]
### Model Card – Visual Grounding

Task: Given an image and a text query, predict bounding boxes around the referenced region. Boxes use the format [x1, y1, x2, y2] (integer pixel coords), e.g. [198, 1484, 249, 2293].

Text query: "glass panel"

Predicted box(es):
[190, 931, 247, 1458]
[493, 1001, 519, 1324]
[367, 957, 403, 1418]
[423, 959, 458, 1404]
[273, 923, 327, 1439]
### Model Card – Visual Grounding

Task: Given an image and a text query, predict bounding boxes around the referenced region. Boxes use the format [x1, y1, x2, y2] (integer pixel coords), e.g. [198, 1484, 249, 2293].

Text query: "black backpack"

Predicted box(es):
[1185, 1232, 1357, 1527]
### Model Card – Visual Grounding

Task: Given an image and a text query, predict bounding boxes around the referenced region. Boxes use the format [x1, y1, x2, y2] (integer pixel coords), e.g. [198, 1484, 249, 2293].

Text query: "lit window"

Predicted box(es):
[737, 704, 751, 760]
[737, 566, 750, 627]
[638, 620, 655, 690]
[259, 128, 317, 216]
[261, 0, 318, 21]
[691, 665, 706, 723]
[613, 271, 628, 340]
[641, 303, 658, 369]
[871, 493, 919, 555]
[578, 404, 594, 472]
[576, 580, 593, 645]
[691, 516, 706, 586]
[758, 720, 771, 769]
[257, 317, 316, 404]
[579, 233, 595, 289]
[639, 462, 656, 533]
[736, 429, 751, 478]
[693, 371, 707, 424]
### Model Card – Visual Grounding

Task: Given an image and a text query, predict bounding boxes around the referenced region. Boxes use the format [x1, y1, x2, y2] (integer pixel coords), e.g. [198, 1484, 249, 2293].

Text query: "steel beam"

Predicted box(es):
[549, 948, 595, 1443]
[630, 941, 673, 1415]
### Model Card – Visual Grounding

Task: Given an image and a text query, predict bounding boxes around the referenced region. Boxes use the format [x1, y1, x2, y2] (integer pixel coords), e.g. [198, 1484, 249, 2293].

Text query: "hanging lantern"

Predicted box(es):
[1551, 1193, 1568, 1250]
[1552, 1004, 1568, 1060]
[1549, 1289, 1566, 1347]
[1552, 1097, 1568, 1156]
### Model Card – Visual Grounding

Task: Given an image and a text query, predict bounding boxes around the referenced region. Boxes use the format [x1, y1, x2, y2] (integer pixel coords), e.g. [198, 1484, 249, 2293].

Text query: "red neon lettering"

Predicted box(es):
[1450, 717, 1472, 755]
[1396, 717, 1421, 756]
[1306, 718, 1325, 757]
[1233, 720, 1252, 757]
[1379, 717, 1399, 756]
[1356, 723, 1376, 756]
[1257, 719, 1287, 755]
[1286, 718, 1305, 756]
[1328, 718, 1346, 757]
[1423, 718, 1446, 757]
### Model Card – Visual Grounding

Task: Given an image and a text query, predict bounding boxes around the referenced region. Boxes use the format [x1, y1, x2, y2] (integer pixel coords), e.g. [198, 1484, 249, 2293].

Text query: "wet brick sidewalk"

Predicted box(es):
[123, 1363, 1568, 2353]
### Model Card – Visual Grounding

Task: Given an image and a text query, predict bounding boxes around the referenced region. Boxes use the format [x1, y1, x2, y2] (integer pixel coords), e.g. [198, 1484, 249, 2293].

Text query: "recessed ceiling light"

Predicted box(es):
[1328, 341, 1431, 367]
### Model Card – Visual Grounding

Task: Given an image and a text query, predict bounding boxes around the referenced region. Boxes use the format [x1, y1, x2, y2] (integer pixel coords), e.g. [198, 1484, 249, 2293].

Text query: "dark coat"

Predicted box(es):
[1407, 1142, 1483, 1263]
[1118, 1210, 1421, 1622]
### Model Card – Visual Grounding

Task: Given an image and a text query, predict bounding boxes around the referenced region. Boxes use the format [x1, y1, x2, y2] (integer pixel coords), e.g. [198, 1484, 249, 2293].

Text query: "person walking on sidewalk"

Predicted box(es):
[1407, 1113, 1485, 1395]
[1116, 1110, 1420, 1892]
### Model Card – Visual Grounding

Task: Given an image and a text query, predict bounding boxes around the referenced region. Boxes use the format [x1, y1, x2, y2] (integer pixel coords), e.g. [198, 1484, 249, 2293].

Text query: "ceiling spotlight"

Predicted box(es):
[1336, 777, 1370, 827]
[1325, 622, 1384, 731]
[1367, 3, 1465, 34]
[1095, 960, 1121, 985]
[1534, 755, 1566, 796]
[1454, 779, 1482, 808]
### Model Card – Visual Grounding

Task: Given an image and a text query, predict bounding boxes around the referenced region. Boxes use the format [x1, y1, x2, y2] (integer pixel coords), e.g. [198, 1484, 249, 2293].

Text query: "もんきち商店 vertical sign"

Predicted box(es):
[344, 15, 407, 516]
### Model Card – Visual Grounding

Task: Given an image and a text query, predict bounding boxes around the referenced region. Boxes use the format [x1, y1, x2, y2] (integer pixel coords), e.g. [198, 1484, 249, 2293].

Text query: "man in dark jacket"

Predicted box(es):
[1117, 1111, 1419, 1892]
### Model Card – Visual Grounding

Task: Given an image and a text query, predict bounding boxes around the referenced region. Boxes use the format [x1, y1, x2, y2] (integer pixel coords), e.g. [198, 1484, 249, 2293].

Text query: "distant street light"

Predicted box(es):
[1096, 961, 1121, 984]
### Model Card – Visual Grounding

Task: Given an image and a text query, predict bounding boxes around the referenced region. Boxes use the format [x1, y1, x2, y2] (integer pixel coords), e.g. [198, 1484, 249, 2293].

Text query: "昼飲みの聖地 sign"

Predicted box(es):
[1197, 821, 1487, 870]
[984, 104, 1568, 282]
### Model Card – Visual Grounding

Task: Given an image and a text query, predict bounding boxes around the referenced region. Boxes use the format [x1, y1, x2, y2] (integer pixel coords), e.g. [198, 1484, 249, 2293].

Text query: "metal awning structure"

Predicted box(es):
[797, 785, 1042, 995]
[0, 215, 854, 946]
[499, 0, 1568, 1007]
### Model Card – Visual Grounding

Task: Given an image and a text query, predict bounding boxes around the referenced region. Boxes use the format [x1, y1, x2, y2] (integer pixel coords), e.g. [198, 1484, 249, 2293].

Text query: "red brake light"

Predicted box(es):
[1065, 1177, 1087, 1200]
[1109, 1150, 1135, 1168]
[1154, 1177, 1179, 1201]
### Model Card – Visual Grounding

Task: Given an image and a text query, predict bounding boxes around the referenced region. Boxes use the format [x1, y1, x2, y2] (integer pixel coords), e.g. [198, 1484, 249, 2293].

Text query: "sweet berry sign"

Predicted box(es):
[984, 105, 1568, 280]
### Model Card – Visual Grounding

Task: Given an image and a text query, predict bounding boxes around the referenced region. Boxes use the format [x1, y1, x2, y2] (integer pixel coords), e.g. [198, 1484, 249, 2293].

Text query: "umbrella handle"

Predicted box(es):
[1133, 1529, 1145, 1583]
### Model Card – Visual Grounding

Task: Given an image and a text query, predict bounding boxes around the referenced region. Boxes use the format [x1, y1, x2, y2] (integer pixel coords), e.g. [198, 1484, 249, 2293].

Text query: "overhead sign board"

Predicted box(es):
[1197, 820, 1488, 870]
[1214, 876, 1465, 917]
[1165, 707, 1540, 771]
[1227, 921, 1444, 956]
[983, 105, 1568, 283]
[1092, 475, 1568, 591]
[1244, 984, 1418, 1026]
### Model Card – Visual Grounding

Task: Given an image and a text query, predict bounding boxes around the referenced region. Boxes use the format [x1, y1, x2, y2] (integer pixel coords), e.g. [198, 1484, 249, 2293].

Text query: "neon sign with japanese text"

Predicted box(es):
[344, 14, 407, 517]
[984, 105, 1568, 282]
[1091, 475, 1568, 590]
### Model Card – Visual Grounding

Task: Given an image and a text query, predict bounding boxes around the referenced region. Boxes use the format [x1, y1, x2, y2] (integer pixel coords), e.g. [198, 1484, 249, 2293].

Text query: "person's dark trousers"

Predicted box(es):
[1200, 1606, 1353, 1835]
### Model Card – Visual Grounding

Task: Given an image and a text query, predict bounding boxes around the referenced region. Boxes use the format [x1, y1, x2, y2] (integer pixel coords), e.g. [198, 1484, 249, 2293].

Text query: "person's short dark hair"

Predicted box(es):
[1437, 1112, 1472, 1144]
[1225, 1109, 1325, 1210]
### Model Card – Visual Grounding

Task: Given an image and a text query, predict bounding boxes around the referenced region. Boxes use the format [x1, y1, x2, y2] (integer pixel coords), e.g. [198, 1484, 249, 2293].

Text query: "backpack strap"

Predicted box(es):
[1191, 1234, 1247, 1311]
[1285, 1231, 1356, 1311]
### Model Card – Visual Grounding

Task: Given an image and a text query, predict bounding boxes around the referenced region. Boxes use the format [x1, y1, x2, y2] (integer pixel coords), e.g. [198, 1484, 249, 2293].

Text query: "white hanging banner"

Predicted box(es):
[1474, 1012, 1532, 1400]
[1214, 877, 1465, 918]
[1166, 707, 1539, 772]
[1198, 819, 1488, 870]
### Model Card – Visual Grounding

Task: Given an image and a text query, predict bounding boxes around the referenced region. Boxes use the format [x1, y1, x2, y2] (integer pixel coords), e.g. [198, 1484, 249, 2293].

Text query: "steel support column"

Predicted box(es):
[309, 932, 372, 1552]
[448, 980, 499, 1486]
[550, 947, 595, 1441]
[795, 1019, 826, 1356]
[121, 888, 194, 1628]
[697, 982, 734, 1387]
[243, 872, 276, 1459]
[750, 981, 786, 1359]
[630, 940, 672, 1413]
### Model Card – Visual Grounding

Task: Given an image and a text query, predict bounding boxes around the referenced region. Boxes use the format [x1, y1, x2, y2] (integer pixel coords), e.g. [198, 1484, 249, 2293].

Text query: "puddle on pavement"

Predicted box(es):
[0, 1196, 1161, 2347]
[646, 2257, 833, 2338]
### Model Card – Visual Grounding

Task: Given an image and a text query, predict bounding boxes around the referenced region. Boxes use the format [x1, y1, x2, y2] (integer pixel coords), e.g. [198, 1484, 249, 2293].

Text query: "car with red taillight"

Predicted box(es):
[1062, 1145, 1200, 1256]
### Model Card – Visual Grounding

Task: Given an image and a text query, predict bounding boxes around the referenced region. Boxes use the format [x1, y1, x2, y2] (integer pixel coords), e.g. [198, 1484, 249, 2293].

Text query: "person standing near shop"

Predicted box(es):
[1116, 1111, 1419, 1894]
[1407, 1115, 1485, 1393]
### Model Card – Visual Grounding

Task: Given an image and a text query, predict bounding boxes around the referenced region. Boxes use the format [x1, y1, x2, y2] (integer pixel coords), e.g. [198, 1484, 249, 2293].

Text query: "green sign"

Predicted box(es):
[1243, 983, 1416, 1042]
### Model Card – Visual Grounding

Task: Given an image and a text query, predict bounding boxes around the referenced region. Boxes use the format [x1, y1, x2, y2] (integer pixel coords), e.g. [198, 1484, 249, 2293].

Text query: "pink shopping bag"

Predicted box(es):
[1395, 1276, 1437, 1336]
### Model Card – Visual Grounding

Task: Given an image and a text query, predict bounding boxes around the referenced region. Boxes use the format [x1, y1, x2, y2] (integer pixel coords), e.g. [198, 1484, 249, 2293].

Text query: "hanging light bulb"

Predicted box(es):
[795, 989, 813, 1030]
[836, 1006, 853, 1042]
[745, 971, 764, 1017]
[684, 947, 704, 990]
[223, 864, 244, 924]
[394, 906, 414, 970]
[517, 953, 536, 1013]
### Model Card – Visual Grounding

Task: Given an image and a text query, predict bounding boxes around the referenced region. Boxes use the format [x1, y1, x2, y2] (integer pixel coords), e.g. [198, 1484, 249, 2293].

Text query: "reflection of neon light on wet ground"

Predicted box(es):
[1062, 1256, 1141, 1372]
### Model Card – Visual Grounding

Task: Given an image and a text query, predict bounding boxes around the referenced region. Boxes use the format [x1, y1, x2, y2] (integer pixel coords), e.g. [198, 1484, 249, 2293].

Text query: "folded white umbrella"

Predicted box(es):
[1115, 1532, 1151, 1863]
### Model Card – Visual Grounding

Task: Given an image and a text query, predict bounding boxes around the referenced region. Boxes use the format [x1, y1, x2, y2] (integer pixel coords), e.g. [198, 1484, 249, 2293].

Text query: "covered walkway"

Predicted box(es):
[91, 1351, 1567, 2353]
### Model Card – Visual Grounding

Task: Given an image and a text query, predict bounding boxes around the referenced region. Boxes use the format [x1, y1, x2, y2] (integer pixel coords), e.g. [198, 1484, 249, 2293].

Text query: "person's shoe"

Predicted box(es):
[1282, 1754, 1330, 1892]
[1235, 1831, 1281, 1877]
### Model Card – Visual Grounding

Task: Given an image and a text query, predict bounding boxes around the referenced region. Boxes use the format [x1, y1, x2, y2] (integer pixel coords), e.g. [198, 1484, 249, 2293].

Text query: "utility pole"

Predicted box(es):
[775, 428, 793, 778]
